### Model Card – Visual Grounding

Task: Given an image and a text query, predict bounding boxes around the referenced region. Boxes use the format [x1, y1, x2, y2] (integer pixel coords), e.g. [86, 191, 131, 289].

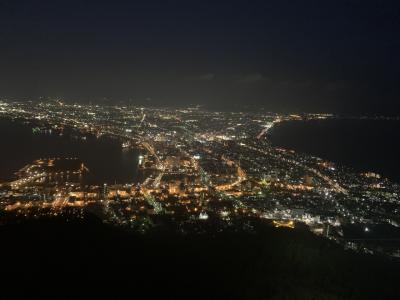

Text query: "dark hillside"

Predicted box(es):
[1, 215, 399, 299]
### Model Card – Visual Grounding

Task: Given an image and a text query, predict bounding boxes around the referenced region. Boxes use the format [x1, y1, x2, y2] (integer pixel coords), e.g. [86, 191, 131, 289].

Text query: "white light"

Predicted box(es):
[199, 212, 208, 220]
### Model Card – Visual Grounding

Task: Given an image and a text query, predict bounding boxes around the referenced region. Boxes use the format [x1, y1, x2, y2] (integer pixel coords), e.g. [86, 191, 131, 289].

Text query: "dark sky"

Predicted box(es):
[1, 0, 399, 113]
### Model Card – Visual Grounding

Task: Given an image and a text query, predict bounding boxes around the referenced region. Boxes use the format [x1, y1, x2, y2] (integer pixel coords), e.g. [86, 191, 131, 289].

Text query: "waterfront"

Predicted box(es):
[0, 119, 141, 184]
[1, 100, 400, 258]
[270, 119, 400, 183]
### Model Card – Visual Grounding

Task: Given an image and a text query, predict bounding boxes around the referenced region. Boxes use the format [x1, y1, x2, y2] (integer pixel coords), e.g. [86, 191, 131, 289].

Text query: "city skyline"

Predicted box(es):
[1, 99, 399, 258]
[1, 1, 400, 298]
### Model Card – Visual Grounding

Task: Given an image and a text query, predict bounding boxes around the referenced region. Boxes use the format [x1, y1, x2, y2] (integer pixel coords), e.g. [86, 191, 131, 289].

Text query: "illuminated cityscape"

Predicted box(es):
[2, 1, 400, 297]
[1, 99, 399, 258]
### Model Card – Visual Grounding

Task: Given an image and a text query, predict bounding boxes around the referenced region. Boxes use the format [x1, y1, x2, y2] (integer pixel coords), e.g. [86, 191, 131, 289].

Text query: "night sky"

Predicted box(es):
[1, 0, 399, 113]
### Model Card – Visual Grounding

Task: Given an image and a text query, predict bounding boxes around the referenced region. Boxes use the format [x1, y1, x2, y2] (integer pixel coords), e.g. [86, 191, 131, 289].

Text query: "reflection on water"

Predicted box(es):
[0, 119, 142, 184]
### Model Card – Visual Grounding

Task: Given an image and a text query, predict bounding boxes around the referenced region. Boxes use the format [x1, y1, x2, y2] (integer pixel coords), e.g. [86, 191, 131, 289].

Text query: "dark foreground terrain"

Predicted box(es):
[1, 214, 399, 299]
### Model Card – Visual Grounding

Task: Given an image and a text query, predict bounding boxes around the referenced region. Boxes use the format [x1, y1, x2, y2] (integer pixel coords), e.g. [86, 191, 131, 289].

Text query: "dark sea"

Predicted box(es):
[0, 119, 141, 184]
[270, 119, 400, 183]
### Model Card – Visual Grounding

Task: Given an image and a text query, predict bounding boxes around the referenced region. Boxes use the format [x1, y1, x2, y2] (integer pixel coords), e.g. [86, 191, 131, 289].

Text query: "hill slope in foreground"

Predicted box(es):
[1, 215, 399, 299]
